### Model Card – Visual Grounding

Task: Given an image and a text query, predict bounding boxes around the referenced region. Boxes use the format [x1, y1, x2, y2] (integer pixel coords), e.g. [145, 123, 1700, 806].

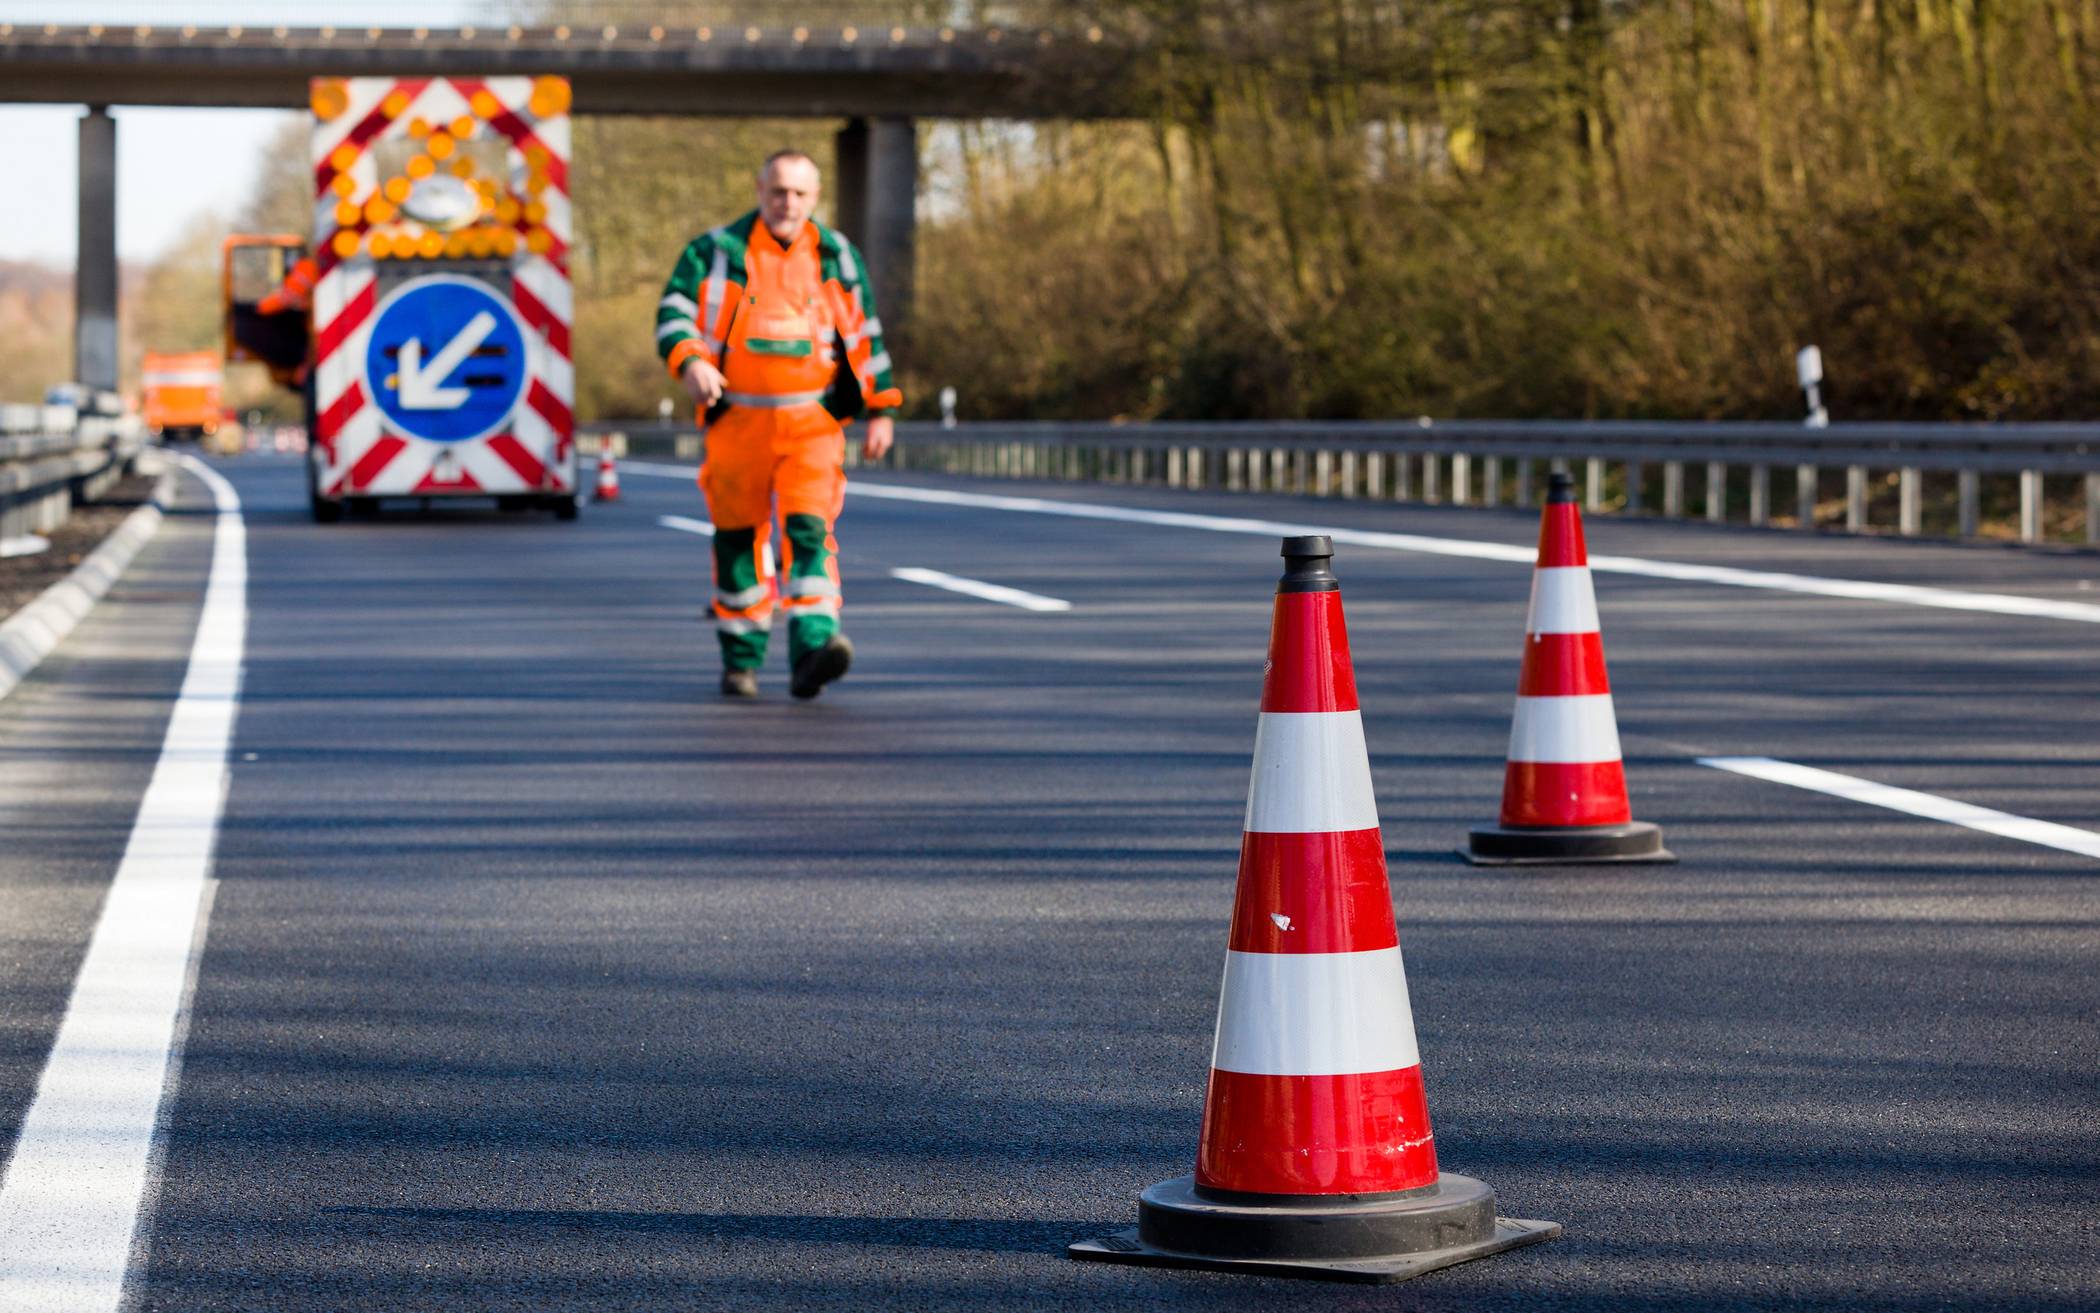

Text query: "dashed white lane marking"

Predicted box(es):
[628, 459, 2100, 621]
[1700, 756, 2100, 860]
[889, 567, 1071, 612]
[0, 454, 246, 1312]
[657, 514, 714, 537]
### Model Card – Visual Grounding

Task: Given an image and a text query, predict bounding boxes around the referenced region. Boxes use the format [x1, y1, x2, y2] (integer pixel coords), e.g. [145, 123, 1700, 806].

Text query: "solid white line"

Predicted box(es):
[889, 566, 1071, 612]
[1700, 756, 2100, 860]
[1244, 711, 1381, 833]
[657, 514, 714, 537]
[0, 455, 245, 1312]
[1211, 947, 1421, 1076]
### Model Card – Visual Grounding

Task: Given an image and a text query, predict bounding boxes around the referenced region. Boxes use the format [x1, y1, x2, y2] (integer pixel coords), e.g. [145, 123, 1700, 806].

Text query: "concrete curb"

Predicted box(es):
[0, 453, 175, 704]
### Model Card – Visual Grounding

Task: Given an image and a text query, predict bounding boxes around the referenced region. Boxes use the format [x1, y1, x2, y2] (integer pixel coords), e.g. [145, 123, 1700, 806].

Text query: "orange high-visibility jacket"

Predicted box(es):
[257, 257, 320, 316]
[655, 211, 902, 419]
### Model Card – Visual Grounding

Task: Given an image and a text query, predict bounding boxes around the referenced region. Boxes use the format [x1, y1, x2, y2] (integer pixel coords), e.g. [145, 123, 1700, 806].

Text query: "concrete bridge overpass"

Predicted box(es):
[0, 20, 1144, 390]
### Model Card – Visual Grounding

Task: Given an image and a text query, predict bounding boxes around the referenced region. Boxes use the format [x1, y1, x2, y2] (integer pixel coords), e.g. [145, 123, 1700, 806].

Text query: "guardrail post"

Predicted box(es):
[1625, 462, 1645, 514]
[1662, 461, 1684, 517]
[1483, 455, 1501, 507]
[2087, 473, 2099, 546]
[1340, 450, 1358, 499]
[1228, 448, 1245, 491]
[2020, 470, 2043, 542]
[1423, 453, 1442, 503]
[1365, 451, 1383, 499]
[1314, 449, 1333, 496]
[1514, 458, 1533, 507]
[1749, 464, 1770, 525]
[1395, 452, 1413, 501]
[1291, 448, 1308, 493]
[1705, 462, 1725, 523]
[1451, 453, 1470, 505]
[1796, 464, 1818, 529]
[1846, 465, 1867, 531]
[1585, 458, 1603, 511]
[1958, 470, 1979, 537]
[1190, 446, 1206, 490]
[1899, 467, 1921, 536]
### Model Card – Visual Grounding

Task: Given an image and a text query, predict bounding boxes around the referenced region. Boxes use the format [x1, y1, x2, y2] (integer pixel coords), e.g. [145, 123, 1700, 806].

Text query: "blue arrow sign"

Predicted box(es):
[364, 275, 530, 444]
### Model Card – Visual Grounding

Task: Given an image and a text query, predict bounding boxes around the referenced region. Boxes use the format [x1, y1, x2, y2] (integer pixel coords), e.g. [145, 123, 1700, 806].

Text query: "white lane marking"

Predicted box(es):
[0, 454, 245, 1312]
[889, 567, 1071, 612]
[1244, 711, 1380, 833]
[657, 514, 714, 537]
[1212, 947, 1421, 1076]
[1700, 756, 2100, 860]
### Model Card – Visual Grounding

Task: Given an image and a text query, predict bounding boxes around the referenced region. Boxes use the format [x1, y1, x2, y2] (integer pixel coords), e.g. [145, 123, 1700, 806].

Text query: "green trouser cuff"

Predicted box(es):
[782, 513, 839, 665]
[713, 525, 770, 669]
[787, 612, 838, 665]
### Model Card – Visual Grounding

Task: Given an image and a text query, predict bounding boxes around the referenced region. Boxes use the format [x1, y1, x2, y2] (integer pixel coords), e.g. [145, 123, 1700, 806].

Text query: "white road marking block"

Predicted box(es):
[657, 514, 715, 537]
[1700, 756, 2100, 860]
[621, 467, 2100, 625]
[889, 567, 1071, 612]
[0, 455, 245, 1312]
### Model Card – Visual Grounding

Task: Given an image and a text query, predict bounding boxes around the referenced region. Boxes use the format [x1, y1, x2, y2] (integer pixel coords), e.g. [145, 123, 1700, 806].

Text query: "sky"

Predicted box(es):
[0, 2, 480, 267]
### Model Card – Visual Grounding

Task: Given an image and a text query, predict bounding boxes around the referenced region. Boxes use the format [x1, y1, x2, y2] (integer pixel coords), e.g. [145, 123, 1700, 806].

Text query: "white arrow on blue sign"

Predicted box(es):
[364, 274, 531, 444]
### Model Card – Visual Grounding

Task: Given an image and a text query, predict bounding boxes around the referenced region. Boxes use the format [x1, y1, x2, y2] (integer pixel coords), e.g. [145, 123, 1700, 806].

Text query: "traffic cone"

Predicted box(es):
[593, 445, 621, 502]
[1463, 472, 1674, 865]
[1069, 535, 1560, 1283]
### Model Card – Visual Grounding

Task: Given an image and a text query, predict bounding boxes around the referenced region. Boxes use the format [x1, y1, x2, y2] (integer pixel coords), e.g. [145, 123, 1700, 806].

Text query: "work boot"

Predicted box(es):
[720, 669, 759, 699]
[789, 634, 854, 700]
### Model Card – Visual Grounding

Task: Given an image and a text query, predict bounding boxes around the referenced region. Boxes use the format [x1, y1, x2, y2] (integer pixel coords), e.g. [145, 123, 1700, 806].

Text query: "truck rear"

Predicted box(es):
[140, 351, 222, 442]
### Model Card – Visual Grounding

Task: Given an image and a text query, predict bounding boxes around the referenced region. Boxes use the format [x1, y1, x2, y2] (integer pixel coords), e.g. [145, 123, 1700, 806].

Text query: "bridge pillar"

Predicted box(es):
[833, 116, 916, 336]
[76, 106, 119, 391]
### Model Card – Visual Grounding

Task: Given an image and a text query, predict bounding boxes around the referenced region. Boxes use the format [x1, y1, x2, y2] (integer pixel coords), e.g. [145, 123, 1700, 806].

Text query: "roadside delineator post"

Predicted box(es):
[1069, 535, 1561, 1283]
[1463, 472, 1675, 865]
[594, 444, 621, 502]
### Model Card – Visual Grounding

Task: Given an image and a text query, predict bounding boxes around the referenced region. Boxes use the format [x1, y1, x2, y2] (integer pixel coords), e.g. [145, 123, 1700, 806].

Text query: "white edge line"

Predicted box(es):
[624, 463, 2100, 626]
[890, 566, 1071, 612]
[0, 453, 245, 1312]
[1700, 756, 2100, 860]
[0, 460, 173, 702]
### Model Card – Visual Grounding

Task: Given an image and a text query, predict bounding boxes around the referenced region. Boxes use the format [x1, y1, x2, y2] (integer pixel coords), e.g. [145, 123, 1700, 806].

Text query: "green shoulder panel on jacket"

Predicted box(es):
[654, 212, 761, 364]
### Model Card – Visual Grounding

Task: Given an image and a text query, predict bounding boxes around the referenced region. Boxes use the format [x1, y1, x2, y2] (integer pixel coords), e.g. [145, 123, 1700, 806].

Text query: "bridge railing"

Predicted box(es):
[580, 418, 2100, 547]
[1, 404, 147, 546]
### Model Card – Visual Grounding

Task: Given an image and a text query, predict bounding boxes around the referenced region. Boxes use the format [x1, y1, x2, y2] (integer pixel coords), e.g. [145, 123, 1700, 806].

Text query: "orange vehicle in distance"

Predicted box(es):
[139, 350, 223, 442]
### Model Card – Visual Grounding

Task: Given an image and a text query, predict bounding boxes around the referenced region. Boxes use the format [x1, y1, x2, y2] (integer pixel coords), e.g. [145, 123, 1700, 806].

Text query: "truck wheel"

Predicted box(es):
[550, 494, 579, 521]
[310, 479, 343, 523]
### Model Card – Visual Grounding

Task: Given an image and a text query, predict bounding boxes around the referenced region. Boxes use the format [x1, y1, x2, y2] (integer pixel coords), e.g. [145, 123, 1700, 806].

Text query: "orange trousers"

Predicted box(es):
[698, 402, 847, 669]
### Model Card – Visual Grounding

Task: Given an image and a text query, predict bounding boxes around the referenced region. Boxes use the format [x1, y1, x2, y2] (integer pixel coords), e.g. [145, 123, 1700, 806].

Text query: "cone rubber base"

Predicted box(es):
[1462, 820, 1676, 866]
[1067, 1173, 1560, 1284]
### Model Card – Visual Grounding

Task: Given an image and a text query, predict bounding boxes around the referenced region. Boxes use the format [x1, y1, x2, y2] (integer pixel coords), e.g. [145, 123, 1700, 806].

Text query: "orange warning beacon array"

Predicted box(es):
[1464, 472, 1675, 865]
[1071, 536, 1560, 1283]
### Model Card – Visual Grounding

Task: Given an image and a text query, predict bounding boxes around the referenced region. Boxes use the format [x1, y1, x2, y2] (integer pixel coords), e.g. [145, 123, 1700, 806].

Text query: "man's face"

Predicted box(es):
[758, 157, 821, 243]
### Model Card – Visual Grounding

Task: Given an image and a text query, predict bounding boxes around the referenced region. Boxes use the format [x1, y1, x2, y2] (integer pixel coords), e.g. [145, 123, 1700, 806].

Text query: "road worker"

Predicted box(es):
[256, 254, 320, 388]
[655, 150, 902, 700]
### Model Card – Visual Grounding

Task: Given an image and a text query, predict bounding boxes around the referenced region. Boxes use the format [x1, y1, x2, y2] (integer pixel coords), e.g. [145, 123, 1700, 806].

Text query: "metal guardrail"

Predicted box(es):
[582, 418, 2100, 546]
[0, 405, 148, 545]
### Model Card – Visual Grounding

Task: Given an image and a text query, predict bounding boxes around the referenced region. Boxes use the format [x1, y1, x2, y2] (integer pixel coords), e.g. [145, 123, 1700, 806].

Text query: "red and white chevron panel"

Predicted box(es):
[1498, 492, 1634, 827]
[308, 76, 573, 499]
[1194, 586, 1440, 1198]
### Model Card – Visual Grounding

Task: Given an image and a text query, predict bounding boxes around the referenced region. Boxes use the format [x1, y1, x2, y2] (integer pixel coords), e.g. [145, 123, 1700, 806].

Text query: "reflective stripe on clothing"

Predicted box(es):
[716, 582, 771, 609]
[660, 291, 699, 317]
[716, 614, 773, 635]
[780, 597, 840, 620]
[703, 243, 729, 350]
[657, 318, 699, 341]
[784, 576, 840, 600]
[722, 389, 829, 409]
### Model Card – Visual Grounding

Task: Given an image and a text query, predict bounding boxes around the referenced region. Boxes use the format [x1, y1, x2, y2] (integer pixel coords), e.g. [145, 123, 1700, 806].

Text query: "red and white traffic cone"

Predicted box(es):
[1071, 535, 1560, 1283]
[593, 445, 621, 502]
[1464, 472, 1674, 865]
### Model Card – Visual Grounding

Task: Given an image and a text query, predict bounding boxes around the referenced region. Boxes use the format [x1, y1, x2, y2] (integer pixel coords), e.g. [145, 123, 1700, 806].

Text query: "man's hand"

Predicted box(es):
[680, 358, 726, 410]
[861, 415, 895, 462]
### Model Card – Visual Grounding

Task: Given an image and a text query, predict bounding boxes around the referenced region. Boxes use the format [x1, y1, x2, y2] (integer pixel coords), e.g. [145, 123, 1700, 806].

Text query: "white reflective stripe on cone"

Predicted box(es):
[1211, 947, 1421, 1077]
[1507, 694, 1622, 763]
[1526, 567, 1601, 635]
[1243, 711, 1380, 834]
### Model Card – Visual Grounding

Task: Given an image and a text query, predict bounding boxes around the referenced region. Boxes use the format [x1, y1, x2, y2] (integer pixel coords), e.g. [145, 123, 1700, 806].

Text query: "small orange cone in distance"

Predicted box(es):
[593, 445, 621, 502]
[1069, 535, 1561, 1284]
[1464, 471, 1674, 865]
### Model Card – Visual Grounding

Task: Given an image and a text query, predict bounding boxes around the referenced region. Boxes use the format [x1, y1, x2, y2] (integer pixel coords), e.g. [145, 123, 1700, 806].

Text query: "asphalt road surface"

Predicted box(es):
[2, 451, 2096, 1311]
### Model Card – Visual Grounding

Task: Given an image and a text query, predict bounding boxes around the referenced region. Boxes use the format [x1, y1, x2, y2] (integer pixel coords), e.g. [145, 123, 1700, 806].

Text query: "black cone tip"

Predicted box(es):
[1278, 535, 1338, 593]
[1547, 472, 1578, 504]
